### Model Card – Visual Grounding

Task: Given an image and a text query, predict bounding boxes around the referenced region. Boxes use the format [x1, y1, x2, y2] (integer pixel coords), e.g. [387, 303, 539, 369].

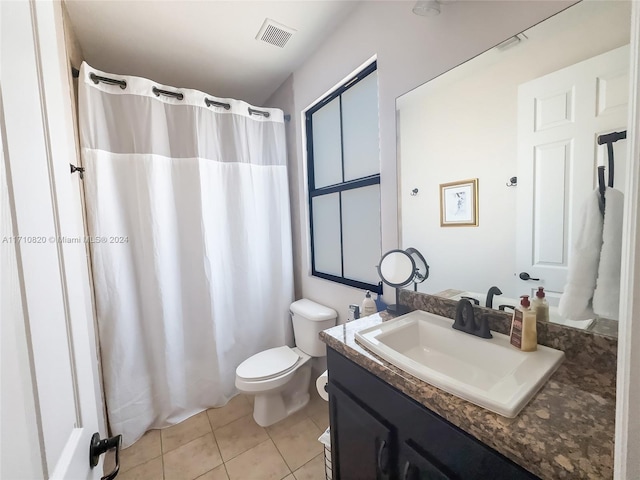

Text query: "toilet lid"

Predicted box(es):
[236, 346, 300, 381]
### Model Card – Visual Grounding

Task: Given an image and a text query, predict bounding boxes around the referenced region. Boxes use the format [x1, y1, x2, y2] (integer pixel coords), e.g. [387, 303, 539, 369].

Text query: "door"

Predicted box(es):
[329, 382, 393, 480]
[1, 0, 106, 478]
[516, 45, 629, 304]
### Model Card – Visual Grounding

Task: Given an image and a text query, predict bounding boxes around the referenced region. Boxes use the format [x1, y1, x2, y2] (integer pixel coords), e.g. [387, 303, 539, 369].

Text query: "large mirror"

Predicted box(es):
[397, 1, 631, 337]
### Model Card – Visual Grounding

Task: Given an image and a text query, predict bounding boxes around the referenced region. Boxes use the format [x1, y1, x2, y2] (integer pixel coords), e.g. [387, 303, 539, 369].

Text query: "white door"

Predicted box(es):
[516, 45, 629, 305]
[1, 1, 106, 479]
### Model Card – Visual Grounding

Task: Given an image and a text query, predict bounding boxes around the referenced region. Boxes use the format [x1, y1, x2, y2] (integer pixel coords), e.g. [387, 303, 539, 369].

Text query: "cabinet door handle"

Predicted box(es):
[377, 440, 389, 476]
[402, 460, 413, 480]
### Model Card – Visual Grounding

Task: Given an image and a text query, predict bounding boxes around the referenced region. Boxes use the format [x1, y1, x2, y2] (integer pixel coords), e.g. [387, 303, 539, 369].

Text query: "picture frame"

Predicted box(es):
[440, 178, 478, 227]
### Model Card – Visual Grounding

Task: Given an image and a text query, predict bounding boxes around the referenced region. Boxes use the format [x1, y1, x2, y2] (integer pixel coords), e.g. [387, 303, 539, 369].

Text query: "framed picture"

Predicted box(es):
[440, 178, 478, 227]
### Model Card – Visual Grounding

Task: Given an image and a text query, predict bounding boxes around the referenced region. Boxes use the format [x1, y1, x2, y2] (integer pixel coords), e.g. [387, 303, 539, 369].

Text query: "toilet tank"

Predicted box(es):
[290, 299, 337, 357]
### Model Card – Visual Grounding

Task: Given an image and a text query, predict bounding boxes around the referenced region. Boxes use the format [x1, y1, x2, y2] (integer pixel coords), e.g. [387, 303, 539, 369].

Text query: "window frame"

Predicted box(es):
[305, 61, 382, 294]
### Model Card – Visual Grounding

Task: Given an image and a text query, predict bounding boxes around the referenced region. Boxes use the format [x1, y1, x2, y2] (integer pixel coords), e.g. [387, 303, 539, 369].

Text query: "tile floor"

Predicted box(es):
[108, 386, 329, 480]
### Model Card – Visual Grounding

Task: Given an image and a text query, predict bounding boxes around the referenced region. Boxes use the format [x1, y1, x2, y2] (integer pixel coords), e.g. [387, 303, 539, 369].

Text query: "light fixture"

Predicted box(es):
[413, 0, 441, 17]
[377, 247, 429, 315]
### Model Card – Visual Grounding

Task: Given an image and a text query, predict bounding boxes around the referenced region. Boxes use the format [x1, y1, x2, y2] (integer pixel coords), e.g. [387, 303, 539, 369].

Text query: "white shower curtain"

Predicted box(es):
[78, 62, 294, 447]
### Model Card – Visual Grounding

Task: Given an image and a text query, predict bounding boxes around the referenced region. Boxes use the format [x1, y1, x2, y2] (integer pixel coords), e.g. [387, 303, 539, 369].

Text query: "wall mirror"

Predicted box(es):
[397, 1, 631, 338]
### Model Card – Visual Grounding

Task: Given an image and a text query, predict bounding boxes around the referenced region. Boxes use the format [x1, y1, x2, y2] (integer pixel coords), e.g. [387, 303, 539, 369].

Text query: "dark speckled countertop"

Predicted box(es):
[320, 307, 616, 480]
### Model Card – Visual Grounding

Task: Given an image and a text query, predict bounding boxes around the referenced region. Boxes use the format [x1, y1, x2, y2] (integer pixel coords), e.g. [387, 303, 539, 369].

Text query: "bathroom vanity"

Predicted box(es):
[327, 347, 536, 479]
[320, 307, 616, 479]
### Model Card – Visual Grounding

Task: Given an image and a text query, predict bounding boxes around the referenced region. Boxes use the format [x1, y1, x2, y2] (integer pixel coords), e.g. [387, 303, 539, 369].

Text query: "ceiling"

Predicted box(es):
[63, 1, 361, 105]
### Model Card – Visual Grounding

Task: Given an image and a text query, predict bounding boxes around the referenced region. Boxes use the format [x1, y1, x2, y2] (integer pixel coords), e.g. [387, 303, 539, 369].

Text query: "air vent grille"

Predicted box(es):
[256, 19, 296, 48]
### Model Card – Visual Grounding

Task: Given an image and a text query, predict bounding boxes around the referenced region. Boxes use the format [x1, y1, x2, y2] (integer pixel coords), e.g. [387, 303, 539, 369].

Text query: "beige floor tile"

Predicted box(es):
[207, 395, 253, 431]
[225, 439, 290, 480]
[120, 430, 162, 473]
[271, 418, 323, 471]
[241, 394, 255, 407]
[214, 414, 269, 461]
[307, 402, 329, 432]
[162, 411, 212, 453]
[293, 454, 325, 480]
[265, 407, 309, 439]
[118, 457, 163, 480]
[163, 433, 223, 480]
[282, 476, 295, 480]
[195, 464, 229, 480]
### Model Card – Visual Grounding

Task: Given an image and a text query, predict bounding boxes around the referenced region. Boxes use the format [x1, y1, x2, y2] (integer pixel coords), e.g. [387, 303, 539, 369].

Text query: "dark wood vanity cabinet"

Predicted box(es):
[327, 347, 539, 480]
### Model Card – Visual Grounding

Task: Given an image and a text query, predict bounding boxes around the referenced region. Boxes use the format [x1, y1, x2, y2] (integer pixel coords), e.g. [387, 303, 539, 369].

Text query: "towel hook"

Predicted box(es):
[506, 176, 517, 187]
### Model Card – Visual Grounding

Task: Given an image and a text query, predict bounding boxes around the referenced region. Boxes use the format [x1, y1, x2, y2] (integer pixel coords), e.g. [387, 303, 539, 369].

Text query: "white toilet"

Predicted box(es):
[235, 299, 337, 427]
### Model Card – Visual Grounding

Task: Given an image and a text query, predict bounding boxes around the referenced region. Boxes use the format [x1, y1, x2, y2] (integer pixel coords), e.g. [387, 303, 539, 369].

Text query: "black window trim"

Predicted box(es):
[305, 61, 382, 294]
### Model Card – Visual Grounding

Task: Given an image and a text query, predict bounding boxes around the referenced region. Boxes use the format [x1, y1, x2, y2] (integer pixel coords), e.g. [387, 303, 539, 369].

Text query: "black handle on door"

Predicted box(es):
[377, 440, 389, 476]
[90, 432, 122, 480]
[519, 272, 540, 282]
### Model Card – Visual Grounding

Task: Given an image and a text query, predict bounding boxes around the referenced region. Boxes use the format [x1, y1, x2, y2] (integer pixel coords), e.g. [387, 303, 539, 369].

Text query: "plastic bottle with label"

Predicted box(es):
[532, 286, 549, 323]
[361, 290, 377, 317]
[510, 295, 538, 352]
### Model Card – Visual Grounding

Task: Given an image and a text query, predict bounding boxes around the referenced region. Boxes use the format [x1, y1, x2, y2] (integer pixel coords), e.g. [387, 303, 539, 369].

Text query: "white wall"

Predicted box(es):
[398, 1, 630, 298]
[267, 0, 576, 322]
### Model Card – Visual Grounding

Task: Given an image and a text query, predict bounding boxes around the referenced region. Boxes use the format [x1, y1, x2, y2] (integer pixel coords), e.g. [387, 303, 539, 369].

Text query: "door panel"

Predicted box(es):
[398, 440, 451, 480]
[1, 0, 104, 478]
[330, 382, 393, 480]
[516, 45, 629, 301]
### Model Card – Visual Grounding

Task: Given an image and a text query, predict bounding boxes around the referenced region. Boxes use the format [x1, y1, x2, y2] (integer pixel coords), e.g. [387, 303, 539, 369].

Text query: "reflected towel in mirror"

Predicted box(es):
[559, 190, 602, 320]
[593, 188, 624, 320]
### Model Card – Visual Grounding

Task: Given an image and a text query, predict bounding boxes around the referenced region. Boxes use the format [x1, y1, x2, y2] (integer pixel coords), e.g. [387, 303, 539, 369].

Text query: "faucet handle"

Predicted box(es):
[460, 296, 480, 305]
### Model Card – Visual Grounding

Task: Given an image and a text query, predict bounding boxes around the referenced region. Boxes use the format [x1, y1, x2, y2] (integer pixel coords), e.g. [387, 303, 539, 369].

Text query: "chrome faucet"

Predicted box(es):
[486, 286, 503, 309]
[348, 304, 360, 321]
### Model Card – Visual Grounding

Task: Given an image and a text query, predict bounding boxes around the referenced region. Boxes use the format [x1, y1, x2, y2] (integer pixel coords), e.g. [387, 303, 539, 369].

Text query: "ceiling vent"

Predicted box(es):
[256, 19, 296, 48]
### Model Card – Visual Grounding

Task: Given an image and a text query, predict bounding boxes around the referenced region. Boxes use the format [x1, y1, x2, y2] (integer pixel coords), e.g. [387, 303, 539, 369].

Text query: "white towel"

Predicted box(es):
[593, 188, 624, 320]
[558, 190, 603, 320]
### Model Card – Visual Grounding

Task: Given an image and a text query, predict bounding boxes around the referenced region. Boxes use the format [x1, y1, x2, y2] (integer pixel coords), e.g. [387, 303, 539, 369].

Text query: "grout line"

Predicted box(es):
[222, 461, 231, 480]
[293, 452, 323, 477]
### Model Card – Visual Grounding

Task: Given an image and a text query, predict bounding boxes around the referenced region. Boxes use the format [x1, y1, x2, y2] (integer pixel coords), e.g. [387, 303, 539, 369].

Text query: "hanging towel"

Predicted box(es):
[593, 188, 624, 320]
[558, 189, 603, 320]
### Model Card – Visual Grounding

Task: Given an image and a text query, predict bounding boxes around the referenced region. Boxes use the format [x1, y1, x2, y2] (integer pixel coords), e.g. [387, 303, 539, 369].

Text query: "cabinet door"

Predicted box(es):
[398, 440, 453, 480]
[329, 382, 393, 480]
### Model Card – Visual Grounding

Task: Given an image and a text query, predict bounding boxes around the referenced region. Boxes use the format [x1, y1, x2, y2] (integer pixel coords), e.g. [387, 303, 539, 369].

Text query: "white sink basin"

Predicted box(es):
[354, 310, 564, 417]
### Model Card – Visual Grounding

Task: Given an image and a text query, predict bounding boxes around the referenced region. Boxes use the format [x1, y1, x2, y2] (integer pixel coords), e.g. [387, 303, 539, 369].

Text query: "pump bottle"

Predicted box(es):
[510, 295, 537, 352]
[361, 290, 377, 317]
[532, 287, 549, 323]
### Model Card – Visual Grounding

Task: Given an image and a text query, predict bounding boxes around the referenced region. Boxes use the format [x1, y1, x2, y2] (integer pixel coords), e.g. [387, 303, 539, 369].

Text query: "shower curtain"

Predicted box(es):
[78, 62, 294, 447]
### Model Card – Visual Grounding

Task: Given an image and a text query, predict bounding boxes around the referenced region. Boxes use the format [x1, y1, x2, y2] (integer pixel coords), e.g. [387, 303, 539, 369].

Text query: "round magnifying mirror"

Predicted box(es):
[378, 249, 415, 288]
[406, 247, 429, 284]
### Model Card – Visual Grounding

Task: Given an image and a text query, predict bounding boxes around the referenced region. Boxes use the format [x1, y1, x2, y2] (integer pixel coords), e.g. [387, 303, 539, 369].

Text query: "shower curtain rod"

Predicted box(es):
[71, 67, 290, 120]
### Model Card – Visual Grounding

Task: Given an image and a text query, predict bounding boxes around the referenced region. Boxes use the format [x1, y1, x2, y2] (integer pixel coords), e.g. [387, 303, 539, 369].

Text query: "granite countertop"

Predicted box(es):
[320, 312, 616, 480]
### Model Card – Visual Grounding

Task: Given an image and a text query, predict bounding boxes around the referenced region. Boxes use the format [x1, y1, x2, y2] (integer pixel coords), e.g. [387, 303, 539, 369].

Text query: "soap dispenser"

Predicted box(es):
[361, 290, 377, 317]
[510, 295, 537, 352]
[532, 287, 549, 323]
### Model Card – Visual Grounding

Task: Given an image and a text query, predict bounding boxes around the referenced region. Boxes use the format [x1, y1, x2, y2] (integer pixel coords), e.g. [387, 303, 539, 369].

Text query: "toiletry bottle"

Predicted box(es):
[532, 286, 549, 323]
[361, 290, 377, 317]
[510, 295, 537, 352]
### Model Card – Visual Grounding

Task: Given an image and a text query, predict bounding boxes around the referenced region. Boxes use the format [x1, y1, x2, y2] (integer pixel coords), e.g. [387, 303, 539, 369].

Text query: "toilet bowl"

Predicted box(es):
[235, 299, 337, 427]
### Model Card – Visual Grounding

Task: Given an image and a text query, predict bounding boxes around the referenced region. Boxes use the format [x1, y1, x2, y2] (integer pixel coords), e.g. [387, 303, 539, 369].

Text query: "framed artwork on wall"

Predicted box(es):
[440, 178, 478, 227]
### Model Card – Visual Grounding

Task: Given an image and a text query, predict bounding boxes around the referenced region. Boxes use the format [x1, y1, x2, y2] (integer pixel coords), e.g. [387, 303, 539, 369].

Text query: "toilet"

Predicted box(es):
[235, 299, 337, 427]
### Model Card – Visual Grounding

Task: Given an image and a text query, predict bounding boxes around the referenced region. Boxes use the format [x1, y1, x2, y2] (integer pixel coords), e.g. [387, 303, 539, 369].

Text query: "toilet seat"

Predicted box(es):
[236, 346, 300, 382]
